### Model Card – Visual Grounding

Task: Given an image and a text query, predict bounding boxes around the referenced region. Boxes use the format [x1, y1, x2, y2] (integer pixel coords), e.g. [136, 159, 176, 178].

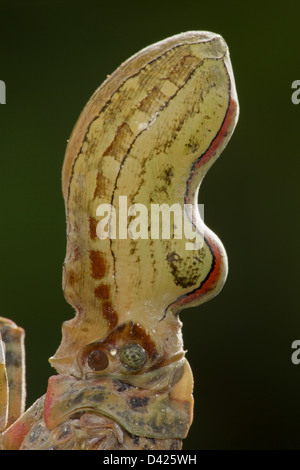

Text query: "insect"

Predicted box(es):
[0, 31, 239, 450]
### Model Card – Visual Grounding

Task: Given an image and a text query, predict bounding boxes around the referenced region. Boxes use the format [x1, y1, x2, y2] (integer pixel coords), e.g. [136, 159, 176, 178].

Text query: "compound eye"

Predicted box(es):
[87, 349, 109, 371]
[119, 343, 147, 370]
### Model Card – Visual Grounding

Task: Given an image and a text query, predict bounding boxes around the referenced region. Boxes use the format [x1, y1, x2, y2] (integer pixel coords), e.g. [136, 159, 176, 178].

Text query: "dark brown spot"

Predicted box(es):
[90, 392, 105, 403]
[89, 250, 106, 279]
[94, 284, 110, 299]
[89, 217, 98, 240]
[102, 302, 118, 328]
[128, 396, 149, 409]
[87, 350, 109, 371]
[166, 250, 202, 288]
[160, 165, 174, 185]
[186, 137, 199, 154]
[167, 251, 180, 263]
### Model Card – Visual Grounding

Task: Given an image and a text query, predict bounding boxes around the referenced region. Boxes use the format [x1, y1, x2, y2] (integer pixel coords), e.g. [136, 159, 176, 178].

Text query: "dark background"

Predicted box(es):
[0, 0, 299, 450]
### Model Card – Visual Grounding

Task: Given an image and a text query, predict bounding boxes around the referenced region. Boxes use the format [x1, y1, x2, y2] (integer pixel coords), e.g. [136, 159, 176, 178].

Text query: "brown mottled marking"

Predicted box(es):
[128, 396, 149, 409]
[72, 245, 81, 261]
[103, 122, 133, 157]
[160, 165, 174, 185]
[128, 323, 158, 360]
[5, 351, 22, 368]
[94, 284, 110, 299]
[160, 113, 187, 153]
[138, 86, 166, 115]
[66, 270, 78, 288]
[93, 171, 110, 200]
[89, 251, 106, 279]
[89, 217, 98, 240]
[129, 246, 136, 256]
[102, 303, 118, 329]
[167, 54, 201, 86]
[113, 379, 133, 392]
[166, 251, 181, 263]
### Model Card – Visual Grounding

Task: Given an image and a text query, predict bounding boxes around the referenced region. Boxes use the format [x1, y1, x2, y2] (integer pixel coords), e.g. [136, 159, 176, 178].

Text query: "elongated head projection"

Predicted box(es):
[41, 31, 239, 449]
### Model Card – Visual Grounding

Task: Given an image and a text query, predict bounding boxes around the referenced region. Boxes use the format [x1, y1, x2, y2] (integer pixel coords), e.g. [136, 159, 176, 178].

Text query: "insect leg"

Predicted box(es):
[0, 317, 26, 429]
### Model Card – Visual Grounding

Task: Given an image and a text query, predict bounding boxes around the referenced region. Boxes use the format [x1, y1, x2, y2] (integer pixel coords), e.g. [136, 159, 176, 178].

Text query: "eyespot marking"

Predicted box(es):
[87, 349, 109, 371]
[119, 343, 147, 370]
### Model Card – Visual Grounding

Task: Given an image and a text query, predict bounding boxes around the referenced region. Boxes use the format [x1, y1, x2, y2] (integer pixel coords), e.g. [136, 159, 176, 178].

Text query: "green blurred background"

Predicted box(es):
[0, 0, 299, 450]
